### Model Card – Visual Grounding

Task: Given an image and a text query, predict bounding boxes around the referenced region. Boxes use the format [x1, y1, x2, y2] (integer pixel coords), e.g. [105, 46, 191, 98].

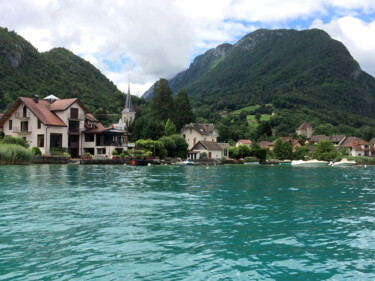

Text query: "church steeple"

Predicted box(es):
[121, 81, 136, 125]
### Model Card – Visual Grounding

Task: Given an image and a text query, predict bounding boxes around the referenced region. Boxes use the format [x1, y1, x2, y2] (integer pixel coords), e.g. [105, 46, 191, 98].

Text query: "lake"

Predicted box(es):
[0, 164, 374, 280]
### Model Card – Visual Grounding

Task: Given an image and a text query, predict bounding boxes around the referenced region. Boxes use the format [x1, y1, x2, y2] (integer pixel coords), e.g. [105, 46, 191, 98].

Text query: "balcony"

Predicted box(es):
[69, 114, 85, 120]
[15, 112, 30, 119]
[13, 126, 32, 134]
[68, 127, 85, 133]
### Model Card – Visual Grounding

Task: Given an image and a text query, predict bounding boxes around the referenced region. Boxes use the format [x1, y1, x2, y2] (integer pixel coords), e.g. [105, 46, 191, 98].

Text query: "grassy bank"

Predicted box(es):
[0, 144, 35, 165]
[347, 156, 375, 165]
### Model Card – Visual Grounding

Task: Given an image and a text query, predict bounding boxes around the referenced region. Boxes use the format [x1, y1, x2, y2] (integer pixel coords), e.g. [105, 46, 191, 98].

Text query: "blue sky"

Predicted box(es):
[1, 0, 375, 96]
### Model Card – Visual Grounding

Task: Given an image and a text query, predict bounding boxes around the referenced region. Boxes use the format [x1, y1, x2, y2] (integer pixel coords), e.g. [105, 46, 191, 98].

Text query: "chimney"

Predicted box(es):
[204, 123, 209, 132]
[33, 95, 39, 103]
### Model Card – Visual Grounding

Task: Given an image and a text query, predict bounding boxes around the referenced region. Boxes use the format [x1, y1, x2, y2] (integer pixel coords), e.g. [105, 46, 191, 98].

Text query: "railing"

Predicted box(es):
[13, 126, 32, 133]
[15, 112, 30, 119]
[69, 114, 85, 120]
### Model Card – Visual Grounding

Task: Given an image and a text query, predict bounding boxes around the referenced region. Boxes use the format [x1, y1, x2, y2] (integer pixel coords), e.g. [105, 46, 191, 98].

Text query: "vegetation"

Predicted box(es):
[0, 144, 34, 164]
[273, 139, 293, 160]
[31, 147, 42, 156]
[229, 144, 267, 161]
[313, 140, 338, 161]
[1, 135, 29, 148]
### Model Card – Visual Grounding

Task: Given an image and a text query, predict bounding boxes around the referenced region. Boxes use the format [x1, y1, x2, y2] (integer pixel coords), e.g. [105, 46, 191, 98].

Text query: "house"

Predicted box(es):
[259, 141, 270, 149]
[0, 95, 129, 158]
[330, 135, 346, 147]
[264, 137, 300, 152]
[188, 141, 223, 160]
[180, 123, 219, 150]
[340, 138, 375, 157]
[309, 135, 330, 145]
[218, 143, 230, 159]
[236, 139, 252, 147]
[296, 123, 314, 139]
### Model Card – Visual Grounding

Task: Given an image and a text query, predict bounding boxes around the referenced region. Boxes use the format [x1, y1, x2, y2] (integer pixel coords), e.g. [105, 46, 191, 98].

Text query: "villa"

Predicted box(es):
[180, 123, 219, 150]
[0, 95, 130, 158]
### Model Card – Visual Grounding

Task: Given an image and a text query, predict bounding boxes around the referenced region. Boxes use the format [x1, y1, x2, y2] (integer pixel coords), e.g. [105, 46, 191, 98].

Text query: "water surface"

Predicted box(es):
[1, 165, 374, 280]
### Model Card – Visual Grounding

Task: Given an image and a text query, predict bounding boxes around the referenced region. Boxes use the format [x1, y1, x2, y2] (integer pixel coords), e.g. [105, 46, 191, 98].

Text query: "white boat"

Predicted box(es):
[174, 160, 195, 166]
[291, 159, 328, 166]
[331, 158, 356, 167]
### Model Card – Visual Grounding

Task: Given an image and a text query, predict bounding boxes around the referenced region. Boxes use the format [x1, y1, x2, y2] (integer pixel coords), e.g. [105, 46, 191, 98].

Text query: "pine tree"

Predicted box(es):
[174, 88, 194, 130]
[150, 79, 175, 122]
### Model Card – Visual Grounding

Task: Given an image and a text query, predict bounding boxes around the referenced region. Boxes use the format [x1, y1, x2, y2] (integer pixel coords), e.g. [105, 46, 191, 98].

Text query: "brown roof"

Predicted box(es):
[369, 138, 375, 145]
[259, 141, 269, 148]
[309, 135, 330, 143]
[0, 97, 93, 128]
[0, 113, 3, 120]
[340, 137, 360, 147]
[181, 123, 217, 136]
[237, 139, 252, 145]
[297, 123, 312, 130]
[49, 98, 78, 111]
[191, 141, 222, 151]
[85, 113, 98, 122]
[330, 135, 346, 143]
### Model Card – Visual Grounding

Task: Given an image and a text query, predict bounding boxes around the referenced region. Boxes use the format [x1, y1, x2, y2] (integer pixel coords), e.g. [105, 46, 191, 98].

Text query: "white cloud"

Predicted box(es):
[311, 17, 375, 76]
[1, 0, 375, 97]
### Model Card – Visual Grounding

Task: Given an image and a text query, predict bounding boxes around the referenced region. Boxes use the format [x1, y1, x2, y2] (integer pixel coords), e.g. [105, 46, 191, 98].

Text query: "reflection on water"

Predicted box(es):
[0, 165, 374, 280]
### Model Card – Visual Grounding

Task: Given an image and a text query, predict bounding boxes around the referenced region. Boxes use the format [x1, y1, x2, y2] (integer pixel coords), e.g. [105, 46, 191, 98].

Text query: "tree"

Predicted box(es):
[174, 89, 194, 130]
[159, 134, 188, 158]
[164, 118, 176, 136]
[313, 140, 338, 161]
[273, 138, 292, 160]
[141, 119, 164, 140]
[150, 79, 175, 122]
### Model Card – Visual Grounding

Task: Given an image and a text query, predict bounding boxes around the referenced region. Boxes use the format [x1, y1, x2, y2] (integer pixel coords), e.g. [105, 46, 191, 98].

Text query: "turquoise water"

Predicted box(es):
[0, 164, 375, 280]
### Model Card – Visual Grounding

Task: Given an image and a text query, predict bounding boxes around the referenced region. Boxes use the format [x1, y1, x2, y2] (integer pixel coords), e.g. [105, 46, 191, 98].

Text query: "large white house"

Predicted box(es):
[0, 95, 130, 158]
[180, 123, 219, 150]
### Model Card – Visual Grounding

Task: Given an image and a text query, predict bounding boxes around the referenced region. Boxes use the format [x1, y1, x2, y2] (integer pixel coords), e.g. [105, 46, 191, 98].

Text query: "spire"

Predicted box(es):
[122, 80, 135, 113]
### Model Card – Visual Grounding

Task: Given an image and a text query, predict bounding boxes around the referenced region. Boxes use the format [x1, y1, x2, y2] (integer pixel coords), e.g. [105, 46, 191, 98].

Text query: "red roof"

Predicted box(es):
[237, 139, 252, 145]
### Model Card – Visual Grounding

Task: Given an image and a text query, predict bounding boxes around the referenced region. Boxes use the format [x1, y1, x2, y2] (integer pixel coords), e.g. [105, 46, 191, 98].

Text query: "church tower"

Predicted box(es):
[121, 83, 136, 126]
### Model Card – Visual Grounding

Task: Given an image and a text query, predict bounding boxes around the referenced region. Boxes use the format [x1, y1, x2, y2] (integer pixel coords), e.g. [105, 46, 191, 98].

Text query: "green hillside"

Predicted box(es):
[144, 28, 375, 135]
[0, 27, 145, 124]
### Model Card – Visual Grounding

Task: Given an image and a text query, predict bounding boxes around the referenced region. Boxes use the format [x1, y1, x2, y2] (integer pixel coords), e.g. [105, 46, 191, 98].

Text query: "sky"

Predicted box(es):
[1, 0, 375, 96]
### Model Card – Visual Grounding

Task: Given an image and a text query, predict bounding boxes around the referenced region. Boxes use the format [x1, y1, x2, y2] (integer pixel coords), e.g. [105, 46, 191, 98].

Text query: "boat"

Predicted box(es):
[174, 160, 195, 166]
[291, 159, 329, 166]
[331, 158, 356, 167]
[244, 161, 260, 165]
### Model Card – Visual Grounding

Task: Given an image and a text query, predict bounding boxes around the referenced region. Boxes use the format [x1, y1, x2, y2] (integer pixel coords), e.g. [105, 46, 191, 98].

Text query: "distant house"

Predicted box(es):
[259, 141, 270, 149]
[296, 123, 314, 139]
[340, 138, 375, 157]
[188, 141, 223, 160]
[180, 123, 219, 150]
[218, 142, 230, 159]
[309, 135, 330, 145]
[0, 95, 129, 158]
[330, 135, 346, 147]
[236, 139, 252, 147]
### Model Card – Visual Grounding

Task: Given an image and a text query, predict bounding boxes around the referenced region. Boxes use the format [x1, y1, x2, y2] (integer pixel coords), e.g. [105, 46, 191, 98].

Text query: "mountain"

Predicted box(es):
[143, 29, 375, 128]
[0, 27, 140, 122]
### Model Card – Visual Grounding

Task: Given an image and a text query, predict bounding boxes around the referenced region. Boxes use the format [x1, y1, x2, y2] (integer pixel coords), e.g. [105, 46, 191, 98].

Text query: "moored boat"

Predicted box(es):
[291, 159, 328, 166]
[331, 158, 356, 167]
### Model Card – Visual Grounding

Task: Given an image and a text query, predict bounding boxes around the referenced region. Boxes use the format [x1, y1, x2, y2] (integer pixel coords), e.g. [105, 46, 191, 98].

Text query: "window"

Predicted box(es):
[97, 148, 106, 155]
[38, 119, 42, 129]
[190, 128, 192, 134]
[37, 135, 44, 147]
[85, 134, 94, 142]
[70, 108, 79, 119]
[23, 106, 27, 117]
[21, 121, 28, 132]
[9, 120, 12, 130]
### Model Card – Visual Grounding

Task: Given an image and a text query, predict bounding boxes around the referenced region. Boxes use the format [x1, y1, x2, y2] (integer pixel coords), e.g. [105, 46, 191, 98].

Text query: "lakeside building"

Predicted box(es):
[296, 123, 314, 139]
[180, 123, 219, 150]
[188, 141, 223, 160]
[235, 139, 252, 147]
[0, 95, 130, 158]
[113, 83, 136, 130]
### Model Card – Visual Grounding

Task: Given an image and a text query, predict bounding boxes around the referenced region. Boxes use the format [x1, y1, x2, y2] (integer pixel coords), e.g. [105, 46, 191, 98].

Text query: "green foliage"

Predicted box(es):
[174, 88, 194, 130]
[84, 152, 93, 158]
[31, 146, 42, 156]
[244, 156, 258, 162]
[49, 147, 69, 156]
[313, 140, 338, 161]
[150, 79, 175, 122]
[1, 135, 29, 148]
[200, 152, 208, 158]
[159, 134, 188, 158]
[164, 118, 176, 136]
[0, 144, 35, 164]
[293, 145, 310, 160]
[273, 138, 293, 160]
[136, 139, 166, 158]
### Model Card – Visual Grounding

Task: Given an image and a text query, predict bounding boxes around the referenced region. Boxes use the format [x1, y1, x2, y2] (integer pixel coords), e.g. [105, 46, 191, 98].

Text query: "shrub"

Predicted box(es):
[50, 147, 69, 156]
[111, 149, 118, 156]
[1, 136, 29, 148]
[31, 146, 42, 156]
[244, 156, 258, 162]
[0, 144, 35, 164]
